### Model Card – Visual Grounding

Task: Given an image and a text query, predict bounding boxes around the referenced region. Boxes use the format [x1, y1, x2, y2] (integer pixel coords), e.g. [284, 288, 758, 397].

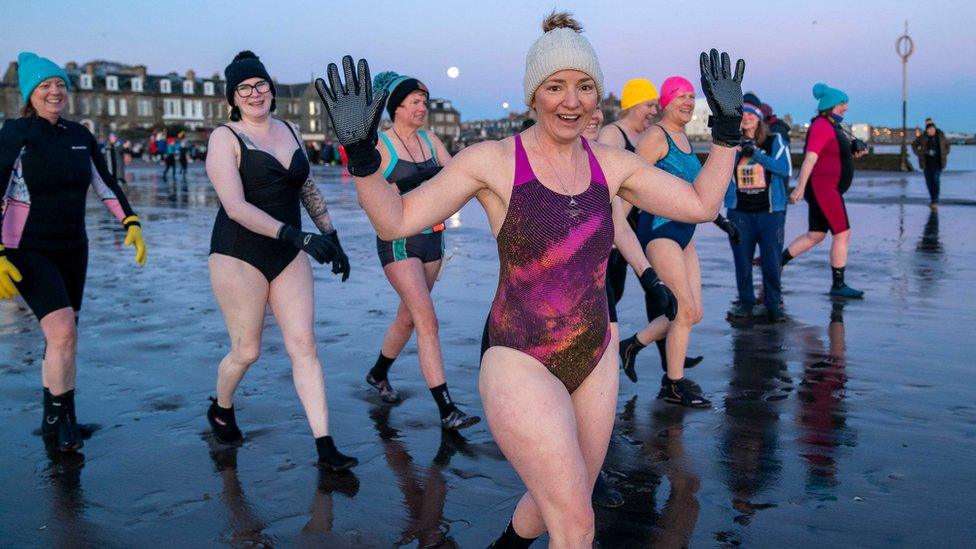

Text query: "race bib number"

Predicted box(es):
[736, 162, 767, 191]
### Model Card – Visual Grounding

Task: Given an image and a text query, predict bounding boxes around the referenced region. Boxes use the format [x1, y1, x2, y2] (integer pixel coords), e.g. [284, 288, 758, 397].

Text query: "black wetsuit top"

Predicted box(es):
[209, 122, 310, 281]
[0, 116, 137, 250]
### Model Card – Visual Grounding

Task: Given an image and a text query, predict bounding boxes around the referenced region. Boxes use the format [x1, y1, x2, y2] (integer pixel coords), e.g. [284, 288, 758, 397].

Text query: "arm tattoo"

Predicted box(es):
[237, 132, 258, 149]
[301, 177, 335, 233]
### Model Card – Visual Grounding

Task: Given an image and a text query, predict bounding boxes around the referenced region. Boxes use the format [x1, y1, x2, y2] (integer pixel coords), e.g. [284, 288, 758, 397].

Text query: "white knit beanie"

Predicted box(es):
[523, 14, 604, 107]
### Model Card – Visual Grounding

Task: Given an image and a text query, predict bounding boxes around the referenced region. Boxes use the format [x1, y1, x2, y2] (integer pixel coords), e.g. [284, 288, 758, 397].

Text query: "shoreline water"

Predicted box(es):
[1, 164, 974, 546]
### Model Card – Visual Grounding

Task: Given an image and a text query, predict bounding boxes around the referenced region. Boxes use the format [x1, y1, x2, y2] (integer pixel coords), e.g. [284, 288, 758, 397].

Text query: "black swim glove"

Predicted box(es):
[278, 224, 337, 265]
[394, 166, 442, 195]
[714, 214, 741, 244]
[740, 139, 756, 157]
[699, 48, 745, 147]
[639, 268, 677, 321]
[322, 230, 350, 282]
[314, 56, 387, 177]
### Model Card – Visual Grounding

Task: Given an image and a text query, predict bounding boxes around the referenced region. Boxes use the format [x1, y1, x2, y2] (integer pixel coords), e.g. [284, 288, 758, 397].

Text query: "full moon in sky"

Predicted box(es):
[447, 66, 460, 79]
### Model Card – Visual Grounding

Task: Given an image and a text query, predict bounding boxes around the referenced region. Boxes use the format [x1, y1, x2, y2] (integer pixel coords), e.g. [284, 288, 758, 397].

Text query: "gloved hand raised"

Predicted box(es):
[314, 56, 387, 177]
[699, 48, 745, 147]
[278, 224, 337, 265]
[0, 247, 23, 300]
[321, 230, 351, 282]
[639, 268, 677, 321]
[714, 214, 741, 245]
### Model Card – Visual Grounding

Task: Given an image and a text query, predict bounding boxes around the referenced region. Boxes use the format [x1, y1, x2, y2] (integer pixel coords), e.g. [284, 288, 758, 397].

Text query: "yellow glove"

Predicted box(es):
[0, 247, 23, 299]
[122, 216, 147, 267]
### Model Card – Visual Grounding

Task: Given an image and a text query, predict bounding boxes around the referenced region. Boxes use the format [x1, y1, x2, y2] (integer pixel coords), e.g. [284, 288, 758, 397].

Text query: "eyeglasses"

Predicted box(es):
[235, 80, 271, 97]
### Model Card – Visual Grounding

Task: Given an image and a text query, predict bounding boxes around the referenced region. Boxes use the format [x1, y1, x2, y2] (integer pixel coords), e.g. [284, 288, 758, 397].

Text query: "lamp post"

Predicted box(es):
[896, 21, 914, 171]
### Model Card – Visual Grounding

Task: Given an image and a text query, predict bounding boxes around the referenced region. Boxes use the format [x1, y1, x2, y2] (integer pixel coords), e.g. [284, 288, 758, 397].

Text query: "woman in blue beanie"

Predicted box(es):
[363, 69, 481, 431]
[0, 52, 146, 452]
[781, 83, 867, 298]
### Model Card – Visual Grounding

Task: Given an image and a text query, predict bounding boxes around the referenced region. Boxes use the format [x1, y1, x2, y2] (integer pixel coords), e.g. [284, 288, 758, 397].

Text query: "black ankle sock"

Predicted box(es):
[655, 338, 669, 370]
[369, 353, 396, 382]
[832, 266, 845, 288]
[782, 249, 794, 266]
[429, 383, 457, 418]
[315, 435, 357, 470]
[489, 520, 537, 548]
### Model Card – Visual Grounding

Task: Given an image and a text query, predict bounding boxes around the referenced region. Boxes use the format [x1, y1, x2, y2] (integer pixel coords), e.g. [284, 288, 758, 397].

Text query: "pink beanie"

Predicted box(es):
[659, 76, 694, 110]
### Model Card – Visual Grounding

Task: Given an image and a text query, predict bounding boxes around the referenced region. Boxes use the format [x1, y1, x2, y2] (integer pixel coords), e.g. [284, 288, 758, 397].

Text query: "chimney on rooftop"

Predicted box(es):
[84, 62, 95, 75]
[65, 61, 78, 72]
[134, 65, 147, 78]
[186, 69, 195, 81]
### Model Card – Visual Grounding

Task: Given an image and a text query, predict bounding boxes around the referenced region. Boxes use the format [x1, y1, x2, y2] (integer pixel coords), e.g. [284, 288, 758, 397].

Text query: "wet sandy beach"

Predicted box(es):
[1, 163, 974, 547]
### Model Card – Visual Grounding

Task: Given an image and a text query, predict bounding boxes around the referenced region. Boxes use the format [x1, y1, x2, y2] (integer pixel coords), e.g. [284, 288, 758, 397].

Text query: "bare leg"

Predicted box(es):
[268, 253, 330, 438]
[830, 229, 850, 268]
[39, 308, 78, 395]
[209, 254, 269, 407]
[648, 240, 701, 381]
[786, 231, 827, 259]
[481, 343, 617, 547]
[380, 259, 446, 388]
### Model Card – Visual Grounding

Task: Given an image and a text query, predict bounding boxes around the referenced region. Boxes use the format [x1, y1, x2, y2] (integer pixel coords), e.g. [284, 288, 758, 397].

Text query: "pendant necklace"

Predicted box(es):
[535, 131, 582, 217]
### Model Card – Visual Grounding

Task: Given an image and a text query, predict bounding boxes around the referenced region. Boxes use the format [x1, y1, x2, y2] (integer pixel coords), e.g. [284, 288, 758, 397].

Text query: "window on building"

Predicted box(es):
[435, 113, 445, 122]
[106, 76, 118, 91]
[80, 74, 93, 89]
[107, 98, 116, 116]
[119, 99, 127, 116]
[204, 82, 214, 96]
[160, 80, 171, 94]
[310, 119, 318, 132]
[163, 98, 181, 118]
[94, 98, 102, 115]
[309, 101, 319, 115]
[68, 96, 75, 114]
[80, 98, 90, 115]
[132, 77, 143, 92]
[138, 99, 152, 117]
[183, 80, 194, 94]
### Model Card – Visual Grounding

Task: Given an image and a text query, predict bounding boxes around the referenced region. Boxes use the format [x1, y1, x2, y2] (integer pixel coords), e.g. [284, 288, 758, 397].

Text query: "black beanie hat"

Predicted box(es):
[224, 50, 276, 106]
[743, 92, 762, 108]
[386, 78, 428, 121]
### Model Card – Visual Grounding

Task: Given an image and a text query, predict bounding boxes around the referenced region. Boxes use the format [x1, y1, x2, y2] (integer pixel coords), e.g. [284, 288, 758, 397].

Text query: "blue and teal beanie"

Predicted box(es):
[812, 82, 848, 112]
[373, 71, 427, 120]
[18, 52, 70, 103]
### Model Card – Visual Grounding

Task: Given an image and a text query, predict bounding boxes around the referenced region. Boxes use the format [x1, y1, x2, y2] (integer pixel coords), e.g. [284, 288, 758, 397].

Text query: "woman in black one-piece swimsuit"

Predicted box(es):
[204, 50, 356, 471]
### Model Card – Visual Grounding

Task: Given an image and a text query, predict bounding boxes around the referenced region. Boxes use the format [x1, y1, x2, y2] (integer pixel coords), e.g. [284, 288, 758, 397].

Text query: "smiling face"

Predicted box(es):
[583, 107, 604, 140]
[663, 91, 695, 127]
[741, 111, 760, 137]
[395, 90, 429, 128]
[531, 69, 599, 142]
[234, 77, 273, 120]
[625, 99, 659, 130]
[29, 77, 67, 120]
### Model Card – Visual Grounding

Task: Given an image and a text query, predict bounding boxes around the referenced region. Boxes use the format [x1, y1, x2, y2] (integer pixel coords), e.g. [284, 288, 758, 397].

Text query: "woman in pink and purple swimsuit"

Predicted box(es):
[315, 12, 745, 546]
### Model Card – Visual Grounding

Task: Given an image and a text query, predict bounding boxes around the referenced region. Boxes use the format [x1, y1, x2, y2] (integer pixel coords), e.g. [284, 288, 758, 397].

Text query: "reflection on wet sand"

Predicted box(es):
[721, 325, 792, 524]
[597, 398, 700, 547]
[917, 210, 941, 254]
[796, 300, 855, 497]
[42, 442, 103, 546]
[207, 444, 273, 546]
[371, 405, 467, 548]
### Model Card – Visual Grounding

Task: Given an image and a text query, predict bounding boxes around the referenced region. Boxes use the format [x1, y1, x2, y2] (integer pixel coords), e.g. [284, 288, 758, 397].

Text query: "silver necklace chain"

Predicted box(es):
[534, 131, 581, 209]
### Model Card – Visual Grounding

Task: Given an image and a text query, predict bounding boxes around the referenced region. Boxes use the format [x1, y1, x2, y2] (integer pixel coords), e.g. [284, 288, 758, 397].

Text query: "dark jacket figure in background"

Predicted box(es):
[912, 120, 950, 209]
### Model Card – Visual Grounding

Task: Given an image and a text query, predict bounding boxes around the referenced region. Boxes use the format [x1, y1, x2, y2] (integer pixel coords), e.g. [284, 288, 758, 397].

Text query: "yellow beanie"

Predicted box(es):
[620, 78, 658, 111]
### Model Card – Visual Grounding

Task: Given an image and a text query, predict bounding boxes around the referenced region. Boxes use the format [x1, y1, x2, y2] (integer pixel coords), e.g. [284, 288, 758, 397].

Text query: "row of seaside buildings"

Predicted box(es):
[2, 58, 969, 151]
[0, 59, 462, 148]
